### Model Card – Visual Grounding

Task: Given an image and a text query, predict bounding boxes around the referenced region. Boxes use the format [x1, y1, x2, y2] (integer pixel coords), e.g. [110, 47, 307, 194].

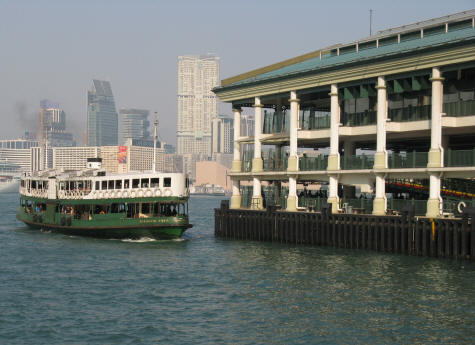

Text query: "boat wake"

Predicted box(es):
[121, 237, 157, 243]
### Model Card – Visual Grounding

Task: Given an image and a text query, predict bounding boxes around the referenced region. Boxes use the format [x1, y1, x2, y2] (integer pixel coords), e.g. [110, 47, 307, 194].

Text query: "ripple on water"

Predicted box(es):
[1, 195, 475, 345]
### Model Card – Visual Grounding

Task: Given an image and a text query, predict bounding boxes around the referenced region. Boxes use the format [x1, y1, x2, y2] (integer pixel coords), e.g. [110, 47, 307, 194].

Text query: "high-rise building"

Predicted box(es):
[39, 100, 75, 169]
[118, 108, 150, 145]
[211, 114, 234, 155]
[87, 80, 118, 147]
[177, 54, 219, 156]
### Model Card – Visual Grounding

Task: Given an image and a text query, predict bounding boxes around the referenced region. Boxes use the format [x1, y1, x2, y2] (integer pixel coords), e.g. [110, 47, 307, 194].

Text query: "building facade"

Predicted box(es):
[53, 147, 101, 171]
[177, 54, 219, 156]
[118, 108, 150, 145]
[211, 114, 234, 155]
[213, 10, 475, 219]
[87, 80, 118, 147]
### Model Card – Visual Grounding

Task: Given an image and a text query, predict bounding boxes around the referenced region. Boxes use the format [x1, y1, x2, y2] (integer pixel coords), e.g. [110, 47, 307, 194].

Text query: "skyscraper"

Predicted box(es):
[118, 108, 150, 145]
[39, 100, 75, 148]
[87, 80, 118, 146]
[211, 114, 233, 155]
[177, 54, 219, 156]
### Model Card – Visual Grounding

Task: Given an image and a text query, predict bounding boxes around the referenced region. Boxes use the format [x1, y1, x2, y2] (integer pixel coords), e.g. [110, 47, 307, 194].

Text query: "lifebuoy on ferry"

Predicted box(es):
[458, 201, 467, 214]
[155, 189, 162, 197]
[138, 189, 144, 197]
[123, 190, 129, 198]
[98, 191, 104, 199]
[164, 188, 172, 197]
[145, 189, 152, 197]
[130, 191, 136, 198]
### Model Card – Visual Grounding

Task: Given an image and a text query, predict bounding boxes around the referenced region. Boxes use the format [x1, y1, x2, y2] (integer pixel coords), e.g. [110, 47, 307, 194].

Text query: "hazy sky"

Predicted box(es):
[1, 0, 473, 146]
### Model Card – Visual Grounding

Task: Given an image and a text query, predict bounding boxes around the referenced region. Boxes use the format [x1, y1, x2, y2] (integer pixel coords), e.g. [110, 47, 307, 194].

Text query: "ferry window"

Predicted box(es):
[77, 181, 84, 190]
[164, 177, 171, 187]
[153, 202, 159, 215]
[132, 179, 140, 188]
[185, 178, 189, 188]
[94, 205, 109, 214]
[124, 179, 130, 188]
[95, 181, 100, 190]
[86, 181, 91, 191]
[102, 180, 108, 190]
[44, 181, 48, 189]
[126, 203, 138, 218]
[20, 199, 25, 206]
[60, 182, 66, 190]
[32, 180, 37, 189]
[151, 178, 159, 187]
[111, 203, 126, 213]
[115, 180, 122, 189]
[141, 203, 151, 214]
[141, 178, 149, 188]
[108, 180, 114, 189]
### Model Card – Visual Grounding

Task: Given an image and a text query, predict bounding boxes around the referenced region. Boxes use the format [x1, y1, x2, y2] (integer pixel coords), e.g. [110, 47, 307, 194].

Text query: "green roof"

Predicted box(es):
[216, 26, 475, 92]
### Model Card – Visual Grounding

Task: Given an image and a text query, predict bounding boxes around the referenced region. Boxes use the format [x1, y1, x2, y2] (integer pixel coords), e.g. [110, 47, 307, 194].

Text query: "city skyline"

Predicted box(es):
[1, 1, 473, 146]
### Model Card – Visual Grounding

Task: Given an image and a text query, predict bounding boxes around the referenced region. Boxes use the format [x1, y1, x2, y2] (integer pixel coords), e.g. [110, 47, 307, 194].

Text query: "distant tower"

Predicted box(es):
[211, 114, 234, 155]
[118, 108, 150, 145]
[177, 54, 219, 156]
[87, 80, 118, 146]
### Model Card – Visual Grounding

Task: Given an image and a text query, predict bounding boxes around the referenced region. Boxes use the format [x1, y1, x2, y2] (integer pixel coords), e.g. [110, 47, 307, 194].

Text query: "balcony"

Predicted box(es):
[443, 99, 475, 117]
[341, 110, 376, 127]
[241, 151, 253, 172]
[262, 151, 288, 172]
[388, 151, 428, 169]
[388, 104, 430, 122]
[300, 113, 331, 130]
[263, 111, 289, 134]
[445, 148, 475, 167]
[341, 154, 374, 170]
[299, 155, 328, 171]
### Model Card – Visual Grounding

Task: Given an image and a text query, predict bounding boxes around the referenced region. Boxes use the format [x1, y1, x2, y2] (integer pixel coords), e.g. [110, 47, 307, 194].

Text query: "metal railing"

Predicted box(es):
[298, 196, 327, 210]
[300, 114, 331, 130]
[262, 111, 289, 134]
[388, 104, 430, 122]
[341, 110, 377, 126]
[241, 151, 253, 172]
[388, 199, 427, 216]
[443, 99, 475, 117]
[341, 154, 374, 170]
[262, 151, 288, 171]
[341, 198, 374, 214]
[388, 151, 428, 169]
[299, 155, 328, 171]
[445, 149, 475, 167]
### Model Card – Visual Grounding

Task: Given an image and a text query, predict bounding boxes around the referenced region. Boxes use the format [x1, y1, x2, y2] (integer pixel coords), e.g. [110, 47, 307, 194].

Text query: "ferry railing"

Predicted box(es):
[341, 154, 374, 170]
[388, 151, 428, 169]
[445, 148, 475, 167]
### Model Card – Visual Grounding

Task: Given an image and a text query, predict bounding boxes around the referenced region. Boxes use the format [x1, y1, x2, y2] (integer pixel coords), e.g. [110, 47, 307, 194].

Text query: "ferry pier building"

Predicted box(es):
[214, 11, 475, 219]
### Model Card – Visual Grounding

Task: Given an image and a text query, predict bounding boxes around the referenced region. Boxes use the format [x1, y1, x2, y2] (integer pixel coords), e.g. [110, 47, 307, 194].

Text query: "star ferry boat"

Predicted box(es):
[16, 158, 192, 239]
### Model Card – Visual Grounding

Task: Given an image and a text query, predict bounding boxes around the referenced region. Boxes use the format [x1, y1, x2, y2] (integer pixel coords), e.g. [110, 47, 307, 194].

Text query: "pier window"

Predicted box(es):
[151, 178, 159, 188]
[132, 179, 140, 188]
[102, 180, 108, 190]
[141, 178, 149, 188]
[115, 180, 122, 189]
[164, 177, 171, 187]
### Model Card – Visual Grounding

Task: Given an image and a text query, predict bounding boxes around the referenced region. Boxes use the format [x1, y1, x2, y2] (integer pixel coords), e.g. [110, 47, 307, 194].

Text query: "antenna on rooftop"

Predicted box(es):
[370, 9, 373, 36]
[153, 111, 158, 173]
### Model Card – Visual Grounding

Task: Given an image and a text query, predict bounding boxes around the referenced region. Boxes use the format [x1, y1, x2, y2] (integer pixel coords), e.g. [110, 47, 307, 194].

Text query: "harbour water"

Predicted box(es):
[1, 193, 474, 344]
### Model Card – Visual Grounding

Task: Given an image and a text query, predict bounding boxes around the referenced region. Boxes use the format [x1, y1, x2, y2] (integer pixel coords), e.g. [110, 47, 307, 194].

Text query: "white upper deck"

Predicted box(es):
[20, 168, 190, 200]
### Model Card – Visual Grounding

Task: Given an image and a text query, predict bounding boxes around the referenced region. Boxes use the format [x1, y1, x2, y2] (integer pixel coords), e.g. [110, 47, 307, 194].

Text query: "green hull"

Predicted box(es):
[17, 196, 192, 240]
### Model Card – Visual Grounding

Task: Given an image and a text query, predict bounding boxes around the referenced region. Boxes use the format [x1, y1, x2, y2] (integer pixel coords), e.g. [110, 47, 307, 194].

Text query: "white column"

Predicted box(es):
[288, 91, 299, 172]
[373, 76, 388, 215]
[230, 179, 241, 209]
[328, 175, 339, 214]
[327, 84, 340, 213]
[251, 97, 264, 209]
[427, 67, 444, 217]
[231, 107, 242, 173]
[252, 97, 263, 172]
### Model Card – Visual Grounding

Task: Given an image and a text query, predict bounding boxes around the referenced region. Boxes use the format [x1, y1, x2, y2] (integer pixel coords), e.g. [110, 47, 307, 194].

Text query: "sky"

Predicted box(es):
[0, 0, 473, 146]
